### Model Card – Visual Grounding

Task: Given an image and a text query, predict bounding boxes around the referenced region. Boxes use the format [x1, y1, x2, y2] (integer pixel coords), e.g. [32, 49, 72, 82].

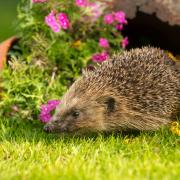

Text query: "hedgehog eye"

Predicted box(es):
[72, 111, 80, 118]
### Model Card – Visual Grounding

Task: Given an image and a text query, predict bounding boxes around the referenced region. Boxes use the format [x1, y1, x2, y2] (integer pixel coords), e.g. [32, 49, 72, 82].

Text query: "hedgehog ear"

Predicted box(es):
[105, 97, 116, 113]
[97, 96, 116, 113]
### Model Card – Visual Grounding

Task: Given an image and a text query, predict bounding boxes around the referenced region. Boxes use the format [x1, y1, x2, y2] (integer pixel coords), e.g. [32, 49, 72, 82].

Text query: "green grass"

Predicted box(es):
[0, 118, 179, 180]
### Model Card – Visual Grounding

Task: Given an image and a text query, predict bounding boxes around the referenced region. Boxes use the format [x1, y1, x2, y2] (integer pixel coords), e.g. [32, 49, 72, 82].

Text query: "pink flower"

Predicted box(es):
[45, 11, 61, 33]
[45, 11, 56, 26]
[45, 11, 70, 32]
[115, 24, 123, 31]
[114, 11, 127, 24]
[104, 13, 114, 24]
[99, 38, 109, 48]
[58, 13, 70, 30]
[39, 100, 61, 123]
[92, 51, 109, 63]
[48, 100, 61, 109]
[32, 0, 47, 3]
[121, 37, 129, 48]
[75, 0, 88, 7]
[50, 23, 61, 33]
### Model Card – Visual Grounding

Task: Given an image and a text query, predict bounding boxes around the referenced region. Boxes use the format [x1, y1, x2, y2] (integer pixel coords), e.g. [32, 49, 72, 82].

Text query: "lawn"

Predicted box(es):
[0, 118, 179, 180]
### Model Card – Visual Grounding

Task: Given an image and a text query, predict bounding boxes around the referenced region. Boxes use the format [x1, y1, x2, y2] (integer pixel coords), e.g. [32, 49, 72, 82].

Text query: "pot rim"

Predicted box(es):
[0, 36, 17, 70]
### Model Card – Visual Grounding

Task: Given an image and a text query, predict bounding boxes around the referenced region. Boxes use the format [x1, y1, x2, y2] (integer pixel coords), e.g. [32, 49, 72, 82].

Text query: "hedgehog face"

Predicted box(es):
[43, 94, 118, 134]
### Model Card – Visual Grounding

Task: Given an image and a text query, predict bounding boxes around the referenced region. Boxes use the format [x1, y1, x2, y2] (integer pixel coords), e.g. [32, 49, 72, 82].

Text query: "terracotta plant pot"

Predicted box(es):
[0, 36, 17, 70]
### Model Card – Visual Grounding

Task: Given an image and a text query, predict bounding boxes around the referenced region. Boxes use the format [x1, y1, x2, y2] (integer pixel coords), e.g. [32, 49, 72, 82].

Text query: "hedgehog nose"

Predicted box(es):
[43, 125, 52, 133]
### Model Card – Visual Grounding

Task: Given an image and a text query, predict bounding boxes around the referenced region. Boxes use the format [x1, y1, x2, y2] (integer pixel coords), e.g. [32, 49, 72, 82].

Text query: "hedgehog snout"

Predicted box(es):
[43, 119, 68, 133]
[43, 125, 52, 133]
[43, 123, 68, 133]
[43, 124, 54, 133]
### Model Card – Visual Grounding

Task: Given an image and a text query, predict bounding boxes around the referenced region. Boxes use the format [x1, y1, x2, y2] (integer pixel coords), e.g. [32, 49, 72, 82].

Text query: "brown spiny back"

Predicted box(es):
[81, 47, 180, 119]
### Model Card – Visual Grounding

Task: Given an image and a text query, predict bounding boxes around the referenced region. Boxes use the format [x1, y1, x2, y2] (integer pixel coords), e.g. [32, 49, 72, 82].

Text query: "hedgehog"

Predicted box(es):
[44, 47, 180, 134]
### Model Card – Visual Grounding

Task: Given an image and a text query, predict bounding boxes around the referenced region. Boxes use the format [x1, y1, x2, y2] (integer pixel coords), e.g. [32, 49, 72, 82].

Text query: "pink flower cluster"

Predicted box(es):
[45, 11, 60, 33]
[115, 24, 123, 31]
[103, 11, 129, 48]
[92, 51, 109, 63]
[104, 11, 127, 32]
[75, 0, 88, 7]
[32, 0, 47, 3]
[114, 11, 127, 24]
[91, 10, 128, 62]
[104, 11, 127, 25]
[104, 14, 114, 25]
[39, 100, 61, 123]
[45, 11, 70, 33]
[99, 38, 109, 49]
[58, 13, 70, 30]
[91, 38, 110, 63]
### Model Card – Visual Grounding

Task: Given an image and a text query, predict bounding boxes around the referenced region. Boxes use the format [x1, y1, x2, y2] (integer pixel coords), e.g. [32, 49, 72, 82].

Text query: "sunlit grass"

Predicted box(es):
[0, 118, 179, 180]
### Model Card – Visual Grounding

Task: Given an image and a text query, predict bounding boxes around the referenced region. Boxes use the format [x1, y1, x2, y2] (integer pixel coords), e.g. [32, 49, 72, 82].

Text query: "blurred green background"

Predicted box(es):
[0, 0, 19, 42]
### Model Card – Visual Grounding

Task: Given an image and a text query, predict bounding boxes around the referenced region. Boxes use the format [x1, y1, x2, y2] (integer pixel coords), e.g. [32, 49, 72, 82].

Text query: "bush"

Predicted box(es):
[0, 0, 128, 122]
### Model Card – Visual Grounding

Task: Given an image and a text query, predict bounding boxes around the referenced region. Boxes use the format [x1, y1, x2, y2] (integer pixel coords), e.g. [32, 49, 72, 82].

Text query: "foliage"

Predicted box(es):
[17, 0, 127, 68]
[0, 0, 128, 122]
[0, 59, 67, 121]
